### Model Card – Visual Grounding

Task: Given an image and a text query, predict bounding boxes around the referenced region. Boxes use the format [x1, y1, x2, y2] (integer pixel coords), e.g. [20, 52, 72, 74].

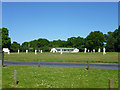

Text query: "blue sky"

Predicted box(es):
[2, 2, 118, 44]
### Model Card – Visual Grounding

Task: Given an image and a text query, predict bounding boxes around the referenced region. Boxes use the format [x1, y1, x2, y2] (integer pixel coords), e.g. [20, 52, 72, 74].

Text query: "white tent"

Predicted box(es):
[73, 48, 79, 53]
[50, 48, 57, 53]
[3, 48, 10, 53]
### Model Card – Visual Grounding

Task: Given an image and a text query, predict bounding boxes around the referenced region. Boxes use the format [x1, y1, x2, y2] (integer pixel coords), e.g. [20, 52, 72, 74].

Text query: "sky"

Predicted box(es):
[2, 2, 118, 44]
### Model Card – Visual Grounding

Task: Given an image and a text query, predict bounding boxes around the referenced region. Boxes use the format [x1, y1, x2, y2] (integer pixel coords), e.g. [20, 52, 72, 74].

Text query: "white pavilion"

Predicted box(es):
[50, 47, 79, 53]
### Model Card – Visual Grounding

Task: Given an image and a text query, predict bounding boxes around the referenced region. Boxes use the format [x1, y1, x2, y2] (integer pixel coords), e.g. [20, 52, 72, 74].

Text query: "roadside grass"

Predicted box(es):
[0, 66, 2, 89]
[2, 66, 118, 88]
[4, 52, 118, 63]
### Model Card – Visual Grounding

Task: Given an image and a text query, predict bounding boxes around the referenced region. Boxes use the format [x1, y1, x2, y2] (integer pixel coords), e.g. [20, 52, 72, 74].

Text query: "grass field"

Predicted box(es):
[2, 66, 118, 88]
[4, 52, 118, 63]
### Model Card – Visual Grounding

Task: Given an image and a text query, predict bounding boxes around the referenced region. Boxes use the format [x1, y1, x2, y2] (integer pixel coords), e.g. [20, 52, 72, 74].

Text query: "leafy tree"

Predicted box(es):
[67, 36, 85, 48]
[106, 34, 115, 52]
[112, 26, 120, 52]
[117, 26, 120, 51]
[67, 37, 75, 47]
[2, 28, 11, 49]
[49, 40, 64, 47]
[52, 39, 67, 47]
[20, 42, 29, 51]
[40, 46, 50, 52]
[38, 38, 49, 47]
[59, 40, 67, 47]
[29, 40, 38, 49]
[73, 37, 85, 48]
[105, 26, 120, 52]
[10, 41, 20, 52]
[104, 34, 108, 42]
[0, 28, 2, 48]
[85, 31, 105, 50]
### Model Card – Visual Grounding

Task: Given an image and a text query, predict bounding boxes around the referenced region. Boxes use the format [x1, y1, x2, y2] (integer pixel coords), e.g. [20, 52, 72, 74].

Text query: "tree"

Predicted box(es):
[67, 36, 85, 49]
[10, 41, 20, 52]
[38, 38, 49, 47]
[106, 34, 115, 52]
[106, 32, 116, 52]
[112, 26, 120, 52]
[67, 37, 75, 47]
[105, 27, 120, 52]
[21, 42, 29, 51]
[2, 28, 11, 49]
[49, 40, 65, 47]
[0, 28, 2, 48]
[117, 26, 120, 51]
[29, 40, 38, 49]
[85, 31, 105, 50]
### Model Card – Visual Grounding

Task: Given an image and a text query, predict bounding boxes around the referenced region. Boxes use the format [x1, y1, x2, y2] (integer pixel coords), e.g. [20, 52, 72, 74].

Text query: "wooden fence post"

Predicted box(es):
[38, 60, 40, 67]
[14, 70, 17, 86]
[109, 79, 114, 90]
[87, 61, 90, 70]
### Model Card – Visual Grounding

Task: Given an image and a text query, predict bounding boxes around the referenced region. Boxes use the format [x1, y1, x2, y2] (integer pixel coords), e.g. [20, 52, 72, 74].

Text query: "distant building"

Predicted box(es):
[50, 47, 79, 53]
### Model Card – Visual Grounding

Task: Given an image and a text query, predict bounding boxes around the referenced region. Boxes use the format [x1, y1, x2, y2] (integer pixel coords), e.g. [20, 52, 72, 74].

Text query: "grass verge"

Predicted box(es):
[2, 66, 118, 88]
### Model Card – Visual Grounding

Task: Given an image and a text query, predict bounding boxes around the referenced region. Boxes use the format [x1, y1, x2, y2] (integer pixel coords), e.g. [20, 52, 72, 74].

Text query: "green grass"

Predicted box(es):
[4, 52, 118, 63]
[0, 66, 2, 89]
[2, 66, 118, 88]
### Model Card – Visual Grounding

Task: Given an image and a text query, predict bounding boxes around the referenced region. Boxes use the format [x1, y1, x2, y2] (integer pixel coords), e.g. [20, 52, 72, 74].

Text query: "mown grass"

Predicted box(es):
[0, 66, 2, 89]
[2, 66, 118, 88]
[4, 52, 118, 63]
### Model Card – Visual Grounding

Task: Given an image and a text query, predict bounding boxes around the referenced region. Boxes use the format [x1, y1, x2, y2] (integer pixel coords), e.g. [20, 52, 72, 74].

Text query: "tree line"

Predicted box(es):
[1, 26, 120, 52]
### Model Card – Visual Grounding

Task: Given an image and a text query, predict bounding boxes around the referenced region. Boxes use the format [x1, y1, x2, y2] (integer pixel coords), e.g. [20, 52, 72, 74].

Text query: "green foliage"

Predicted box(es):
[85, 31, 105, 50]
[105, 26, 120, 52]
[50, 40, 67, 47]
[20, 42, 29, 52]
[67, 36, 85, 48]
[116, 26, 120, 52]
[38, 38, 49, 47]
[2, 28, 11, 49]
[106, 32, 115, 52]
[0, 28, 2, 47]
[10, 41, 20, 52]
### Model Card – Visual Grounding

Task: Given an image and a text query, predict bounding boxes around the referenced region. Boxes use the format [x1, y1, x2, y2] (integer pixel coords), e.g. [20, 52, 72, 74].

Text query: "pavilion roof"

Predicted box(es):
[55, 47, 75, 49]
